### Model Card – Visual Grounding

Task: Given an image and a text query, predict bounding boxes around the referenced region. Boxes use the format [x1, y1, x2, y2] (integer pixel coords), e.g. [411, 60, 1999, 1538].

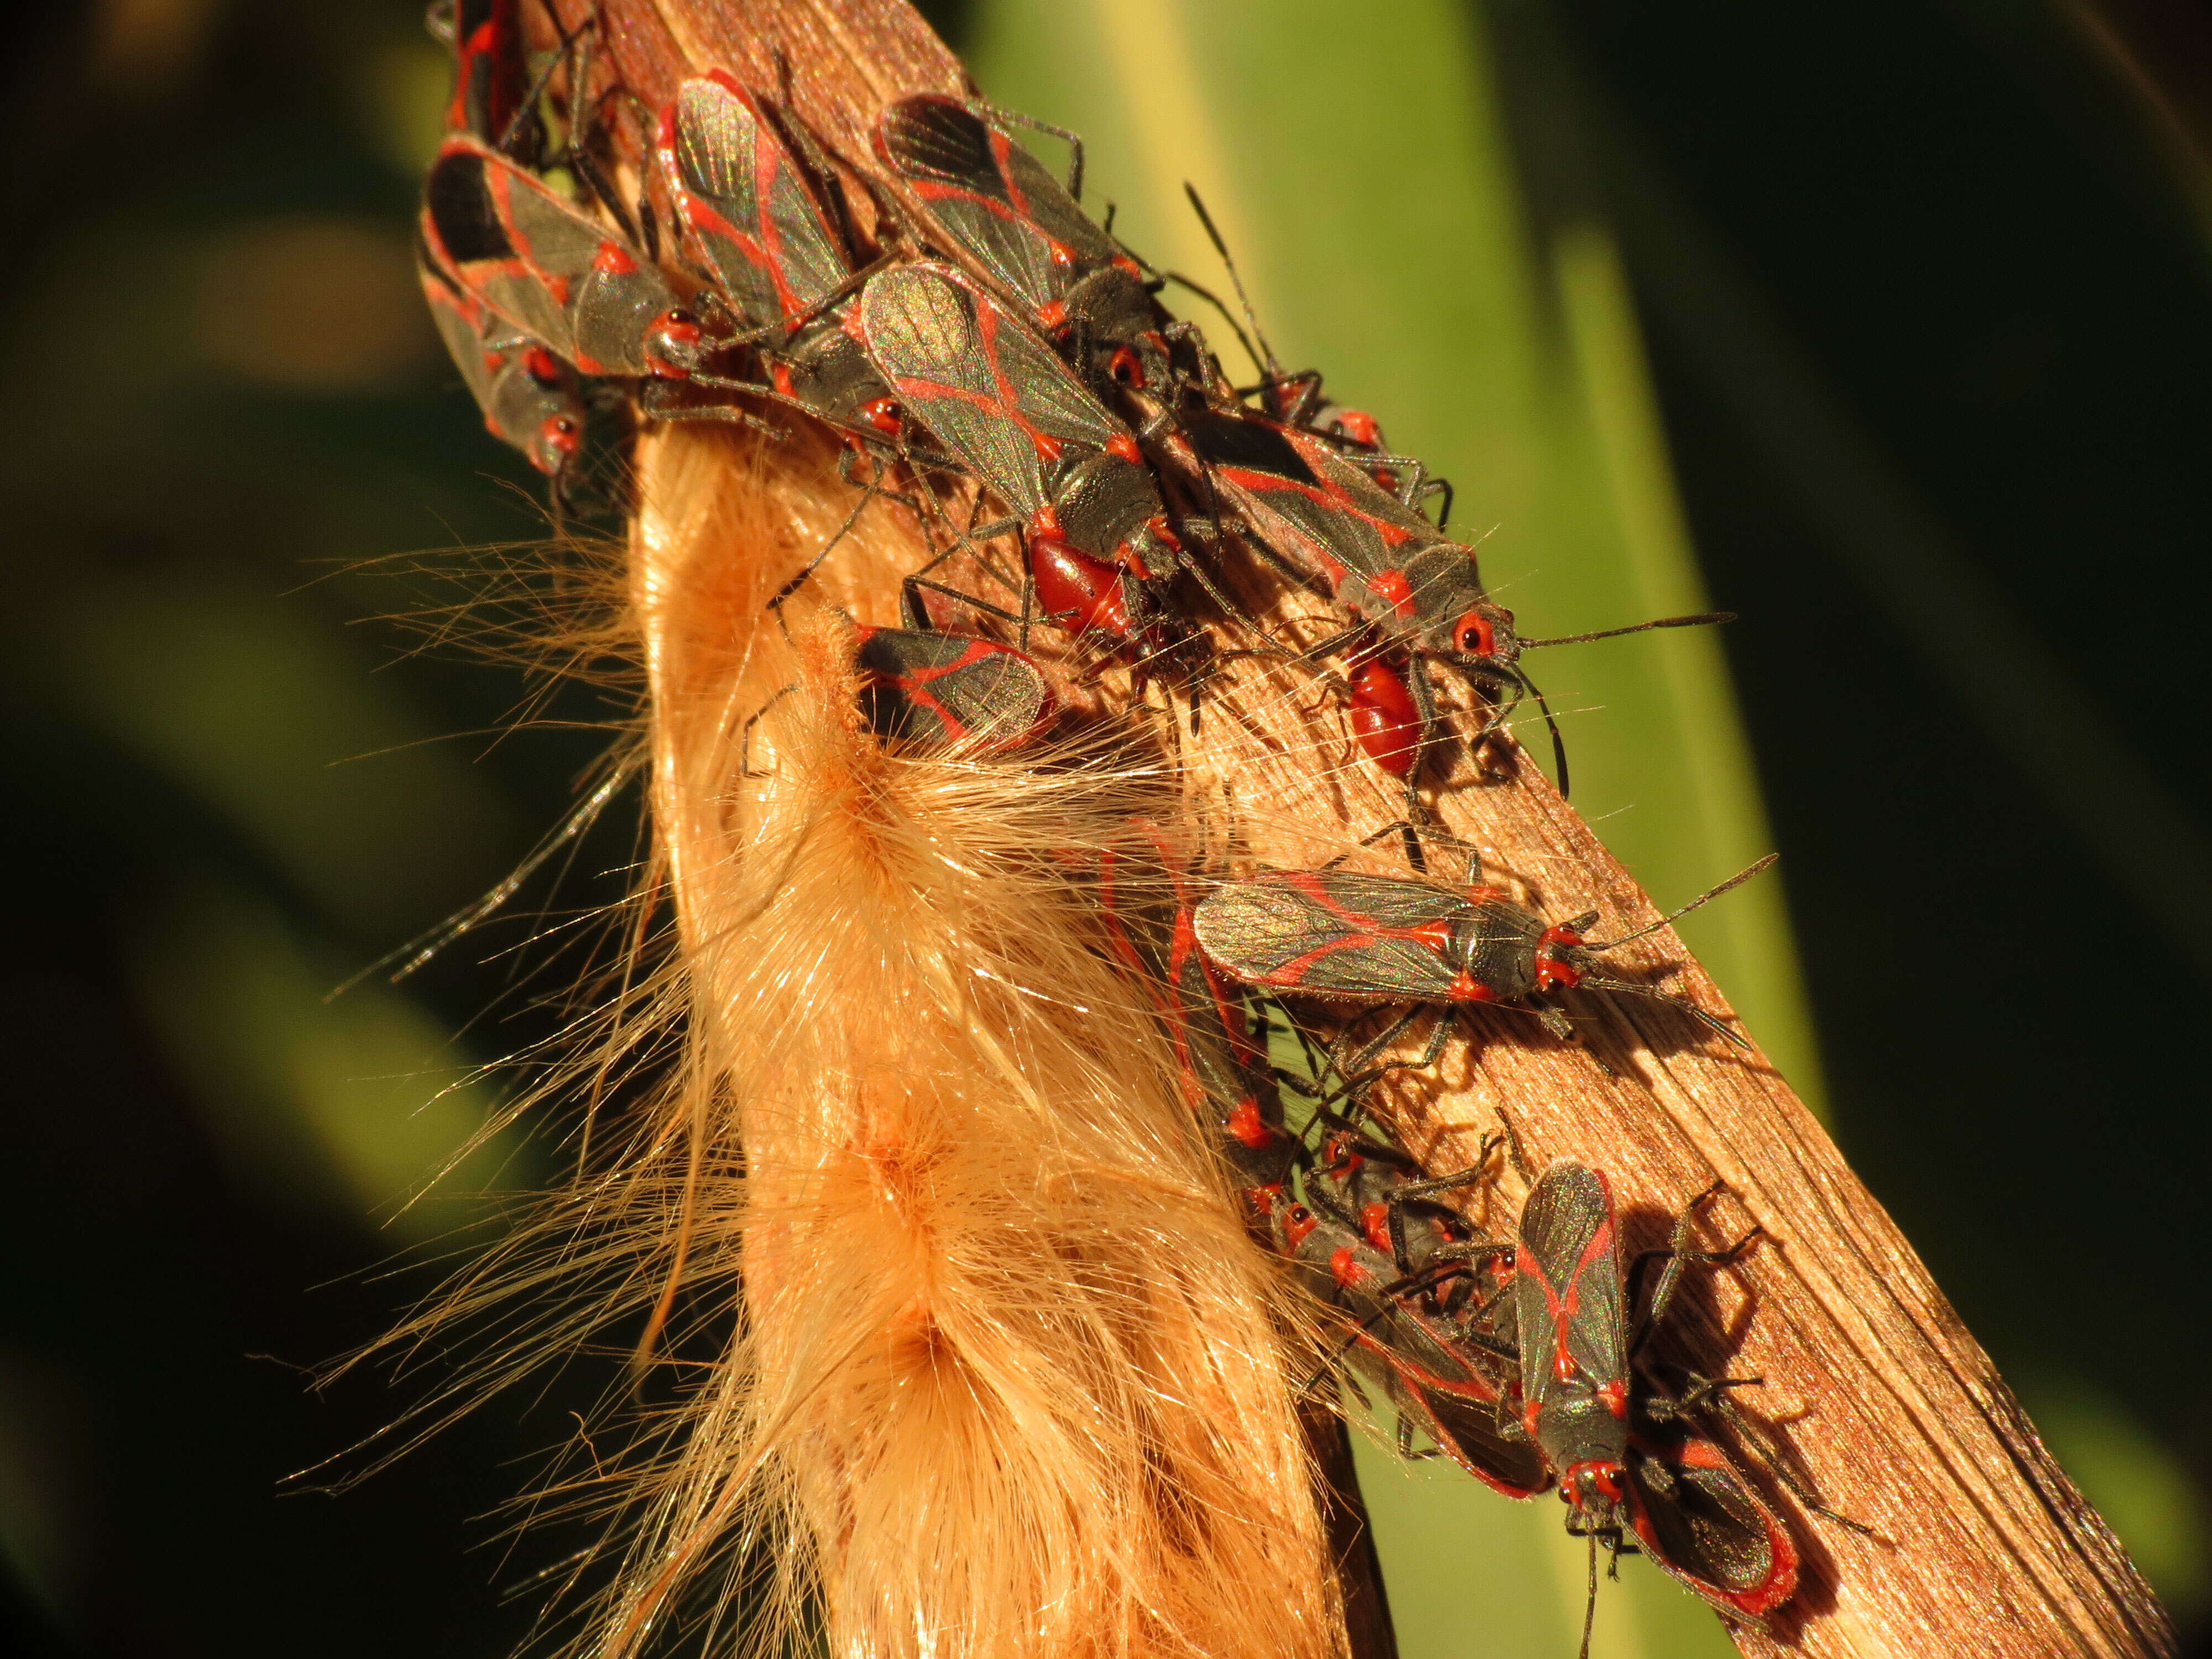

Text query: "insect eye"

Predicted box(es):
[1108, 345, 1145, 388]
[1454, 611, 1496, 657]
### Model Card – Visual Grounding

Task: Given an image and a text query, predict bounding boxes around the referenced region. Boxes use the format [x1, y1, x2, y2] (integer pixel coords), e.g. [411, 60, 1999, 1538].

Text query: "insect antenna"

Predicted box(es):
[1515, 670, 1569, 798]
[1575, 975, 1750, 1048]
[1517, 611, 1736, 649]
[1176, 182, 1290, 393]
[327, 750, 642, 998]
[1579, 1531, 1598, 1659]
[1583, 853, 1780, 952]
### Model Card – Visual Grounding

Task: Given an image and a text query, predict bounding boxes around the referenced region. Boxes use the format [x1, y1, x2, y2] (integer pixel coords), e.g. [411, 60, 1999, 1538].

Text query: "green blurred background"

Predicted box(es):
[2, 1, 2209, 1655]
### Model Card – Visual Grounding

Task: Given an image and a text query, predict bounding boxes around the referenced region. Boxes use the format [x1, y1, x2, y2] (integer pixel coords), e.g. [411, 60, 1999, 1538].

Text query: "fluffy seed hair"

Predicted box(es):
[376, 421, 1352, 1659]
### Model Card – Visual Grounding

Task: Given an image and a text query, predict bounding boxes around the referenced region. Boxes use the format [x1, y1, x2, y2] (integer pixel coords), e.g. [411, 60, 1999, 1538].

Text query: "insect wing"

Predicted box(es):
[1514, 1161, 1628, 1416]
[418, 246, 582, 476]
[487, 154, 687, 377]
[659, 73, 849, 329]
[424, 142, 573, 358]
[859, 264, 1130, 517]
[1627, 1431, 1798, 1619]
[420, 249, 500, 406]
[1278, 1203, 1547, 1498]
[875, 96, 1124, 327]
[443, 0, 528, 143]
[855, 628, 1048, 750]
[1193, 870, 1470, 1003]
[1187, 411, 1430, 589]
[1093, 826, 1286, 1187]
[430, 138, 685, 377]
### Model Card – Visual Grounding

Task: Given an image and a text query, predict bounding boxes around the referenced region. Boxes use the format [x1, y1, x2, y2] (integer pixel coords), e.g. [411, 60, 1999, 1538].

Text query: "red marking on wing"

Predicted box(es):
[1630, 1436, 1800, 1617]
[1238, 870, 1462, 994]
[881, 289, 1077, 476]
[1213, 455, 1422, 556]
[1546, 1204, 1618, 1385]
[987, 127, 1030, 216]
[659, 95, 805, 320]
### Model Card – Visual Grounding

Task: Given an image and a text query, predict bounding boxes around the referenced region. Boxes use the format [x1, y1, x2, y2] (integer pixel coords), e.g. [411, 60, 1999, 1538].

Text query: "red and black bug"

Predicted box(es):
[745, 617, 1051, 778]
[427, 0, 544, 157]
[418, 242, 585, 477]
[874, 96, 1176, 394]
[422, 134, 708, 384]
[1172, 184, 1438, 507]
[1304, 1124, 1508, 1296]
[419, 0, 609, 483]
[857, 262, 1214, 668]
[1176, 408, 1725, 801]
[654, 72, 899, 436]
[1191, 849, 1772, 1067]
[427, 0, 532, 155]
[1514, 1161, 1832, 1652]
[853, 625, 1049, 752]
[1270, 1189, 1544, 1499]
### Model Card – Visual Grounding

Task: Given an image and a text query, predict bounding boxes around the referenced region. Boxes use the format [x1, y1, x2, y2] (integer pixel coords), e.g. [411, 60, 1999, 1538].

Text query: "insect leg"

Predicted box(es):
[1339, 1006, 1451, 1084]
[1637, 1204, 1764, 1355]
[1665, 1370, 1875, 1535]
[764, 468, 893, 622]
[981, 101, 1087, 198]
[739, 683, 797, 776]
[635, 379, 786, 435]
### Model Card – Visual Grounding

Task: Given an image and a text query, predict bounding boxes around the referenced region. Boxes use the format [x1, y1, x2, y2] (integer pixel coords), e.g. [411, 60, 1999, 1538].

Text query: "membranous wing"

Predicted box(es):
[1514, 1161, 1627, 1408]
[876, 96, 1126, 326]
[660, 73, 851, 328]
[1627, 1429, 1798, 1620]
[1186, 411, 1436, 587]
[859, 264, 1133, 517]
[1193, 869, 1472, 1003]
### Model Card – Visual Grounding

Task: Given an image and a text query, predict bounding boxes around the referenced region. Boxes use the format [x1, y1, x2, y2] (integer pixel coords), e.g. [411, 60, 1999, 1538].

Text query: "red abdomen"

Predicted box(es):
[1032, 540, 1132, 637]
[1348, 658, 1421, 775]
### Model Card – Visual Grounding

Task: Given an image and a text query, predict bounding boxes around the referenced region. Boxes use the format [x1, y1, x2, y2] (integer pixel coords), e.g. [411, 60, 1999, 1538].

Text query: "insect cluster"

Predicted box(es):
[412, 6, 1860, 1657]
